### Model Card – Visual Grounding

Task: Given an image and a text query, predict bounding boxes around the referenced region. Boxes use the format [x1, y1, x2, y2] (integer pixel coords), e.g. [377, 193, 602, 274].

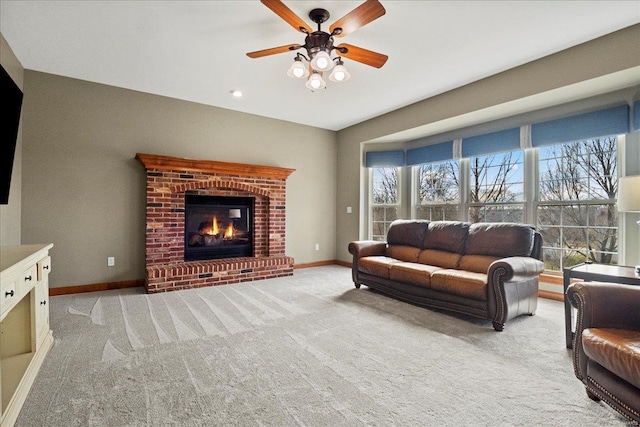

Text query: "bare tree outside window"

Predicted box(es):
[372, 168, 398, 204]
[469, 151, 524, 223]
[538, 137, 618, 271]
[415, 161, 460, 220]
[371, 168, 398, 240]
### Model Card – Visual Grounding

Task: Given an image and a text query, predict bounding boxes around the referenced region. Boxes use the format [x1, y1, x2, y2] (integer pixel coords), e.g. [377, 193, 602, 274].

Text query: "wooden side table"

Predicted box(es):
[563, 263, 640, 348]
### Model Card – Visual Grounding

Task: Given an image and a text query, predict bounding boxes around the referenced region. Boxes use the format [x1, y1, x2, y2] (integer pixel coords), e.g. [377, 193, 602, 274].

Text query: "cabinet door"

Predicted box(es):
[34, 256, 51, 349]
[34, 281, 49, 348]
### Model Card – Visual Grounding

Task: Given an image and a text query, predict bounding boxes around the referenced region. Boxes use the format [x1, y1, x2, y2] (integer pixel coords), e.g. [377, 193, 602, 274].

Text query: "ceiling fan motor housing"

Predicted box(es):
[305, 31, 334, 59]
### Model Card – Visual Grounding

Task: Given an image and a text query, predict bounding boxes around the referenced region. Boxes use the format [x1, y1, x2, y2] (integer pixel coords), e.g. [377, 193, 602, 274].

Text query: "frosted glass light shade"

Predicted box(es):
[305, 72, 326, 91]
[329, 64, 350, 82]
[310, 50, 333, 71]
[618, 176, 640, 212]
[287, 59, 309, 79]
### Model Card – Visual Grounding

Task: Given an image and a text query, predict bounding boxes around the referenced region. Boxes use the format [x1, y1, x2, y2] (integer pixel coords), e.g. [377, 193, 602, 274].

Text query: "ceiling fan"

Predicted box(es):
[246, 0, 388, 90]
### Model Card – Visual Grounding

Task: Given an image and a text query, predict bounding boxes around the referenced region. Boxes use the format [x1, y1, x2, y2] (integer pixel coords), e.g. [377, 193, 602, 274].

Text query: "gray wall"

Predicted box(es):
[20, 72, 337, 288]
[0, 34, 23, 246]
[335, 24, 640, 263]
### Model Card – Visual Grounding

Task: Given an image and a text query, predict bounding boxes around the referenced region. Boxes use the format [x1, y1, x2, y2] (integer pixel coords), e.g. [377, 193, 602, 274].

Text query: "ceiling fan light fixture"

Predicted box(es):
[310, 50, 334, 71]
[247, 1, 388, 91]
[287, 57, 309, 79]
[305, 71, 326, 91]
[329, 60, 350, 82]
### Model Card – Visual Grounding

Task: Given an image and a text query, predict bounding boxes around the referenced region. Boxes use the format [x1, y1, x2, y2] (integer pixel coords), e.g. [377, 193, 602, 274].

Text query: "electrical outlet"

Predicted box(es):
[108, 256, 115, 267]
[315, 244, 320, 251]
[346, 206, 352, 214]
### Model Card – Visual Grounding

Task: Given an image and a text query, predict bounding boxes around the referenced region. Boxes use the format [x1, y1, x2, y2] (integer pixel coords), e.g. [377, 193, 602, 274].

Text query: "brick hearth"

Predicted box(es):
[136, 153, 295, 293]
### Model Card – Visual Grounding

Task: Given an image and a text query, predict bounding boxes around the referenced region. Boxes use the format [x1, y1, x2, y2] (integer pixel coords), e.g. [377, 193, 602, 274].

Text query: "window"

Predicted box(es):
[366, 109, 627, 273]
[537, 137, 618, 271]
[414, 160, 460, 220]
[469, 150, 524, 223]
[370, 167, 399, 241]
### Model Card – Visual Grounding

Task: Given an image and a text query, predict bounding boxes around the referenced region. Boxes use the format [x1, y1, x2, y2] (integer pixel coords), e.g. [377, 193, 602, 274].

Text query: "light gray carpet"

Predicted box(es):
[17, 266, 629, 426]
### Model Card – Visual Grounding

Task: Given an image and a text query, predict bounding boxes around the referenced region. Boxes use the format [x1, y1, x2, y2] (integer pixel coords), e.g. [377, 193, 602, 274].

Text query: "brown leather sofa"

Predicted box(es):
[566, 281, 640, 424]
[348, 220, 544, 331]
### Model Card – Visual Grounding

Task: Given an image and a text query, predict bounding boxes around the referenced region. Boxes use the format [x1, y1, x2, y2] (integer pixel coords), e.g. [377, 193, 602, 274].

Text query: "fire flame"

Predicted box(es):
[224, 223, 234, 239]
[207, 216, 234, 239]
[211, 217, 219, 235]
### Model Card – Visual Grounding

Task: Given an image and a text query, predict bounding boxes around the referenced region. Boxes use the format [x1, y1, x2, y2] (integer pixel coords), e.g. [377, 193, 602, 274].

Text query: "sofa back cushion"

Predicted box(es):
[418, 249, 461, 269]
[423, 221, 470, 253]
[464, 222, 535, 257]
[386, 245, 422, 262]
[458, 254, 500, 274]
[387, 220, 429, 248]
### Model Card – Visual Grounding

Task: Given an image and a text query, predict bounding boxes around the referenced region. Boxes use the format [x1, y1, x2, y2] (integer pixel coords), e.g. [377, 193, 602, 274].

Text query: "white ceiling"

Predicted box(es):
[1, 1, 639, 131]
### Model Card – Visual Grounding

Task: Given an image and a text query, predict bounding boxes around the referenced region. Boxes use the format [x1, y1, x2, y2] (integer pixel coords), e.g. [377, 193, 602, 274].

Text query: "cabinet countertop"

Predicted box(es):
[1, 244, 54, 273]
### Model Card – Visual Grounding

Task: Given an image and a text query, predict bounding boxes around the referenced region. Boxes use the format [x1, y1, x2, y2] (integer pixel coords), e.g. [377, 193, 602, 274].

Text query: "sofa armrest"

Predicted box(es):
[348, 241, 387, 258]
[567, 281, 640, 331]
[348, 241, 387, 285]
[566, 282, 640, 382]
[488, 256, 545, 282]
[487, 257, 545, 330]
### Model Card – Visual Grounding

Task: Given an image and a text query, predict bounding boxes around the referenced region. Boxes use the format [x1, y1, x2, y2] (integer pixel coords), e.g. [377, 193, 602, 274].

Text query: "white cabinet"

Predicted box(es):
[0, 244, 54, 427]
[33, 256, 51, 350]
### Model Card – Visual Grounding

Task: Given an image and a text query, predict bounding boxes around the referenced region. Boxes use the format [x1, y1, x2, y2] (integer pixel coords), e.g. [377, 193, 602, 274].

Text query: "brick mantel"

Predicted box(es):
[136, 153, 295, 293]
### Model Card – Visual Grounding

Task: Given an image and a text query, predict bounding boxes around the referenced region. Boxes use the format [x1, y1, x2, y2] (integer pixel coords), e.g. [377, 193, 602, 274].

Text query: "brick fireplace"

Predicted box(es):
[136, 153, 295, 293]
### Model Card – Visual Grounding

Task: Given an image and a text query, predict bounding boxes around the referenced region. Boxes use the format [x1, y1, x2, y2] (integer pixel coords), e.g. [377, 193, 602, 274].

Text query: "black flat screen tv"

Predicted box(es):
[0, 63, 23, 204]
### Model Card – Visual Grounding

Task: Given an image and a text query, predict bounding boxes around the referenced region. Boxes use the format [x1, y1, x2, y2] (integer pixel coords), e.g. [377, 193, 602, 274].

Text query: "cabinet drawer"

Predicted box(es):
[20, 264, 38, 291]
[0, 277, 18, 317]
[38, 256, 52, 281]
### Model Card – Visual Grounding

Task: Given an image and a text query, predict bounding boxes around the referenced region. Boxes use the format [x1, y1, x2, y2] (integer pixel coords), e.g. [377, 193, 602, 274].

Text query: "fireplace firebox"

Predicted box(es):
[184, 194, 254, 261]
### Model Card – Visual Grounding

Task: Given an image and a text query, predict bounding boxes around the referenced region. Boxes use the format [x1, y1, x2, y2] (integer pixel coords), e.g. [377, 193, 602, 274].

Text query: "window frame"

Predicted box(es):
[411, 159, 461, 221]
[535, 136, 620, 271]
[467, 149, 526, 224]
[368, 166, 402, 241]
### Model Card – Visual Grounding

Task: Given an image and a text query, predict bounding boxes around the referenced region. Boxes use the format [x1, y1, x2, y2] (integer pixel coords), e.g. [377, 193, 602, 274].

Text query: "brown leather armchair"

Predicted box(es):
[566, 281, 640, 424]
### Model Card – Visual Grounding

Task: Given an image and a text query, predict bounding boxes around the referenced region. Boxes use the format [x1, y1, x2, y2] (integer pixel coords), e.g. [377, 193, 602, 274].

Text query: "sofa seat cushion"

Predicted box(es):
[389, 262, 443, 288]
[582, 328, 640, 389]
[386, 245, 422, 263]
[358, 256, 400, 279]
[418, 249, 461, 269]
[430, 269, 488, 301]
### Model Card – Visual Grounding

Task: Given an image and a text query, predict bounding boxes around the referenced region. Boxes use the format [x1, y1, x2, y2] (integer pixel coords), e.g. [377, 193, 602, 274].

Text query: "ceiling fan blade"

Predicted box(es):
[336, 44, 388, 68]
[261, 0, 313, 34]
[329, 0, 386, 38]
[246, 44, 302, 58]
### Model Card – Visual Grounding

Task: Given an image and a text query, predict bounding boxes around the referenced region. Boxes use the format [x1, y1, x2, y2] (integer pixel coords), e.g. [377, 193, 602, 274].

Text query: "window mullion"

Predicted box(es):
[524, 147, 537, 225]
[459, 158, 469, 221]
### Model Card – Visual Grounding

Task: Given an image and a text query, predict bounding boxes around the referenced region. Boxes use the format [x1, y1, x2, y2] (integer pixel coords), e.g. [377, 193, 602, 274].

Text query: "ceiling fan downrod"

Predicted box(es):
[309, 8, 330, 31]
